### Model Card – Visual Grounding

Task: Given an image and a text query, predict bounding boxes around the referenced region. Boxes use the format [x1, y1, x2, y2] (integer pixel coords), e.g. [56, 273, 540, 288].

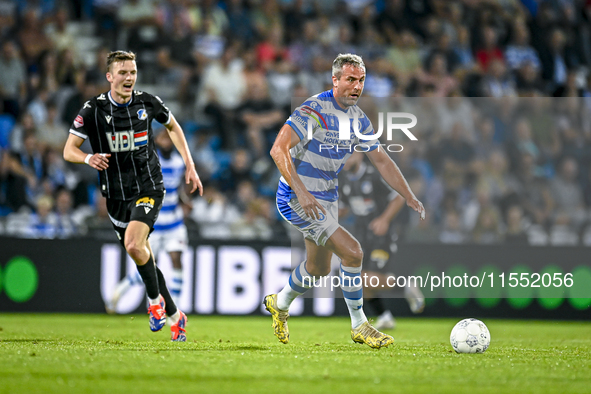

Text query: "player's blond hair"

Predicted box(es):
[332, 53, 365, 79]
[106, 50, 136, 72]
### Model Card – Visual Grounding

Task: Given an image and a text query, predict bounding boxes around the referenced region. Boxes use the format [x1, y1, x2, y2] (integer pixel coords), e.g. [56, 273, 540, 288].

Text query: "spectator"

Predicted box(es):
[190, 184, 240, 239]
[453, 25, 477, 72]
[386, 29, 421, 90]
[481, 59, 517, 97]
[549, 157, 586, 228]
[230, 197, 273, 240]
[83, 194, 113, 240]
[539, 28, 579, 87]
[47, 8, 78, 61]
[516, 152, 554, 227]
[471, 206, 503, 244]
[17, 8, 53, 68]
[197, 44, 246, 150]
[504, 205, 528, 245]
[416, 52, 458, 97]
[54, 187, 77, 238]
[0, 40, 27, 119]
[475, 25, 504, 72]
[24, 194, 58, 239]
[235, 79, 284, 159]
[225, 0, 254, 45]
[505, 21, 541, 71]
[256, 24, 289, 73]
[404, 209, 440, 243]
[439, 210, 466, 244]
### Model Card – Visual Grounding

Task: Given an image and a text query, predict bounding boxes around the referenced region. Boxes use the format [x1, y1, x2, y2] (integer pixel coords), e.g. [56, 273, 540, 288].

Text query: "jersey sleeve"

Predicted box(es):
[354, 116, 380, 152]
[285, 98, 321, 144]
[68, 100, 93, 140]
[151, 94, 172, 125]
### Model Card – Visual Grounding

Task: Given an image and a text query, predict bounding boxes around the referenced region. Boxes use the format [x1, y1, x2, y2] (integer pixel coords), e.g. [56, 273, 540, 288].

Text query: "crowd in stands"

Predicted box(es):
[1, 0, 591, 245]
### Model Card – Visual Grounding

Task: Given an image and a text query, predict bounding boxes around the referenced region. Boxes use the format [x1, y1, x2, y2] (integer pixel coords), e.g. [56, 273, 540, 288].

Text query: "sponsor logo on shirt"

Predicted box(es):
[106, 130, 148, 152]
[74, 115, 84, 128]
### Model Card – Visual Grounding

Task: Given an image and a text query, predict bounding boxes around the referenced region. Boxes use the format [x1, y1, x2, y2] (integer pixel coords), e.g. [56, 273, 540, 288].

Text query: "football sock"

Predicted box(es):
[156, 266, 178, 316]
[277, 260, 316, 311]
[368, 297, 386, 316]
[340, 264, 368, 329]
[170, 268, 183, 306]
[113, 272, 142, 302]
[168, 310, 181, 325]
[136, 255, 160, 300]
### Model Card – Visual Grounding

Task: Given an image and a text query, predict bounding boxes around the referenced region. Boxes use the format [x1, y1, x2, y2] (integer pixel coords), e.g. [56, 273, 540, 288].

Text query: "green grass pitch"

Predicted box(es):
[0, 314, 590, 394]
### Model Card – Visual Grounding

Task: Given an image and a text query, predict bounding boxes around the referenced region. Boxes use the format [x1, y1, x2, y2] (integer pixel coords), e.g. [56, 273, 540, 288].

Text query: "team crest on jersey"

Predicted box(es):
[74, 115, 84, 128]
[137, 109, 147, 120]
[136, 197, 155, 214]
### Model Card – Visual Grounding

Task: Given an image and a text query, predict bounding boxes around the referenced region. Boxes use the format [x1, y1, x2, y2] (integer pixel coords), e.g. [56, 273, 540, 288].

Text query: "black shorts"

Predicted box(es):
[355, 230, 394, 272]
[106, 191, 164, 243]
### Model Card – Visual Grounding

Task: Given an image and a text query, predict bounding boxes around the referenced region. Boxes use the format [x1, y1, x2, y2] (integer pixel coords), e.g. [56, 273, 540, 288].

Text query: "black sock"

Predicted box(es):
[367, 297, 386, 316]
[136, 255, 160, 300]
[156, 266, 178, 316]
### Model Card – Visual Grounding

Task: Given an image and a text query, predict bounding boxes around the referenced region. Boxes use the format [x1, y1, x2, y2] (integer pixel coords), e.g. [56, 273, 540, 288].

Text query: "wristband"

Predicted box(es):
[84, 154, 92, 165]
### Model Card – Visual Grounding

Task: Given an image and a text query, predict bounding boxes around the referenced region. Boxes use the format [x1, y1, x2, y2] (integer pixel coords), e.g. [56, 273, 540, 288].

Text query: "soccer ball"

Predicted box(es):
[450, 318, 490, 354]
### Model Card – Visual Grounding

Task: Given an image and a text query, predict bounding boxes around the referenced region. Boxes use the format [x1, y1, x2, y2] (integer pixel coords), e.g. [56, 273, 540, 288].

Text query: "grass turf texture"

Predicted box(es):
[0, 315, 589, 394]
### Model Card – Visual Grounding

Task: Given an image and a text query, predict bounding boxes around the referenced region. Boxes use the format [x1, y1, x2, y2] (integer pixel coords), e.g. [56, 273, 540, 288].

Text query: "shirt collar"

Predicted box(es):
[108, 91, 133, 107]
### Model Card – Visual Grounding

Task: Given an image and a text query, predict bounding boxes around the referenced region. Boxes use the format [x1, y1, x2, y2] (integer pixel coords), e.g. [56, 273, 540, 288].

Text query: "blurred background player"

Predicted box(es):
[339, 152, 425, 330]
[106, 128, 190, 312]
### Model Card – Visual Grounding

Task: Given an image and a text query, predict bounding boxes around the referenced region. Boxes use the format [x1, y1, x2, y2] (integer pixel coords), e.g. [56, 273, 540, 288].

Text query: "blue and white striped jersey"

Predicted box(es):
[279, 89, 379, 203]
[154, 151, 185, 232]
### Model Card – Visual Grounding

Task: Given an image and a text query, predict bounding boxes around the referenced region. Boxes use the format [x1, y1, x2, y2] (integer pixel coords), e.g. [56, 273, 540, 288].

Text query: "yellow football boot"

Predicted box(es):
[263, 294, 290, 344]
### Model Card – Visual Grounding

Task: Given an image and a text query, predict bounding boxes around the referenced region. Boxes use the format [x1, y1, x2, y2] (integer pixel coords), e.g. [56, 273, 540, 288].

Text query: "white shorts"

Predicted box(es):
[149, 224, 188, 256]
[277, 196, 340, 247]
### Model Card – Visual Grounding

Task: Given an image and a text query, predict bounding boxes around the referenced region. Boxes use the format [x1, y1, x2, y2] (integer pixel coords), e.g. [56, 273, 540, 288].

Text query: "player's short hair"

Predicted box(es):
[106, 50, 136, 72]
[332, 53, 365, 79]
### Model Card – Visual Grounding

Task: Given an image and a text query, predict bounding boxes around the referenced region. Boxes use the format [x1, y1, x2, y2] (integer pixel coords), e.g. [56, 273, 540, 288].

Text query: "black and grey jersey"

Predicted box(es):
[69, 90, 171, 201]
[339, 163, 397, 222]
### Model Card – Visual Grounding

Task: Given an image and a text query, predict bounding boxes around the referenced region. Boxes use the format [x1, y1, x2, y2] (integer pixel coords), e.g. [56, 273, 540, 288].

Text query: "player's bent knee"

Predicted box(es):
[342, 247, 363, 267]
[125, 239, 145, 262]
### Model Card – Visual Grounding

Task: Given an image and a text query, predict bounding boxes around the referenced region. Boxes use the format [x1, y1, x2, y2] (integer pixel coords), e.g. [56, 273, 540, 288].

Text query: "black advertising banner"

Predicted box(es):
[0, 236, 589, 319]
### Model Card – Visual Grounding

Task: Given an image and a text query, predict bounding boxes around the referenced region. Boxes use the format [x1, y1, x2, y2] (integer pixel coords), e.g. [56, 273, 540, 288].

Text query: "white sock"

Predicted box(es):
[378, 310, 393, 320]
[168, 310, 181, 325]
[276, 260, 316, 311]
[170, 268, 183, 305]
[340, 264, 368, 329]
[277, 282, 304, 311]
[148, 296, 161, 306]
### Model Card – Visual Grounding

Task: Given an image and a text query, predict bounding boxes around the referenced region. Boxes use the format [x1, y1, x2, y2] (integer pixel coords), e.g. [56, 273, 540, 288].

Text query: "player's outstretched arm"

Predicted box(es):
[63, 133, 110, 170]
[270, 124, 326, 220]
[365, 148, 425, 220]
[164, 114, 202, 196]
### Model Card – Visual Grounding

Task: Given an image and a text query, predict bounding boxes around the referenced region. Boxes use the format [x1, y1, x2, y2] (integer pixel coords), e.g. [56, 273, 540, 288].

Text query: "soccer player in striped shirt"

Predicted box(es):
[263, 53, 425, 349]
[63, 50, 202, 342]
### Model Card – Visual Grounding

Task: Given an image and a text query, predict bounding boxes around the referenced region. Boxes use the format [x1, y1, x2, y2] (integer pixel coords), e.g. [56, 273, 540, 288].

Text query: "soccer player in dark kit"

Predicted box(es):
[63, 50, 202, 341]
